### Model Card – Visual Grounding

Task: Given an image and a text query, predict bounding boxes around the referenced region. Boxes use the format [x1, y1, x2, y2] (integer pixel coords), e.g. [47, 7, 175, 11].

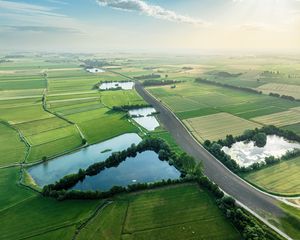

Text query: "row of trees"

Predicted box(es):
[269, 92, 298, 101]
[143, 79, 183, 86]
[195, 78, 262, 95]
[133, 73, 161, 80]
[42, 137, 201, 198]
[112, 104, 151, 112]
[204, 125, 300, 173]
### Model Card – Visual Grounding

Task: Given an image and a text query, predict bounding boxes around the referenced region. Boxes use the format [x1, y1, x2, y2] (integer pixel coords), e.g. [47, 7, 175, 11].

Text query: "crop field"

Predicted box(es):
[148, 82, 300, 120]
[257, 83, 300, 99]
[0, 122, 27, 166]
[101, 90, 146, 108]
[251, 108, 300, 127]
[184, 112, 261, 141]
[76, 184, 240, 240]
[244, 157, 300, 196]
[0, 167, 101, 240]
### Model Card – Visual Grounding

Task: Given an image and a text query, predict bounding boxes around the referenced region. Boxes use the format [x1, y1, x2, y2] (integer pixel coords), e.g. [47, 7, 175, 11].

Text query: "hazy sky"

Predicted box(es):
[0, 0, 299, 53]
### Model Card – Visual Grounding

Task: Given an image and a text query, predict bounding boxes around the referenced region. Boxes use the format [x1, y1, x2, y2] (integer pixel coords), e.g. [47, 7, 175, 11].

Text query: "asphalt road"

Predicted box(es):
[135, 82, 284, 217]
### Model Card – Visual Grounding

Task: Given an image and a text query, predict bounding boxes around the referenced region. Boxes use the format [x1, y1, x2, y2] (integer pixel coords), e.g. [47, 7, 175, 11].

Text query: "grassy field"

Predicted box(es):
[244, 157, 300, 196]
[76, 184, 241, 240]
[0, 122, 27, 166]
[0, 167, 101, 240]
[184, 112, 261, 141]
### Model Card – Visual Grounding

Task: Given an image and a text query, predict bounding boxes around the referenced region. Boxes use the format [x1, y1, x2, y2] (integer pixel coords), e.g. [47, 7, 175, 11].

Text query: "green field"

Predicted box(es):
[0, 167, 101, 240]
[244, 157, 300, 196]
[257, 83, 300, 99]
[76, 184, 241, 240]
[184, 112, 261, 141]
[0, 122, 27, 166]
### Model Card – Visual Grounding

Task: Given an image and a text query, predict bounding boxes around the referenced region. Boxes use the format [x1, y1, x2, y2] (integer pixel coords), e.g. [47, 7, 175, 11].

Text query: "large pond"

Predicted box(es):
[72, 150, 181, 191]
[222, 135, 300, 167]
[129, 107, 159, 131]
[99, 81, 134, 90]
[86, 68, 105, 73]
[28, 133, 142, 187]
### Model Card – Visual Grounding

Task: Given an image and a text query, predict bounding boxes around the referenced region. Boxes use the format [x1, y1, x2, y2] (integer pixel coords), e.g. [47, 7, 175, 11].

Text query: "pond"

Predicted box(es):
[99, 81, 134, 90]
[72, 150, 181, 191]
[129, 107, 160, 131]
[28, 133, 142, 187]
[86, 68, 105, 73]
[222, 135, 300, 167]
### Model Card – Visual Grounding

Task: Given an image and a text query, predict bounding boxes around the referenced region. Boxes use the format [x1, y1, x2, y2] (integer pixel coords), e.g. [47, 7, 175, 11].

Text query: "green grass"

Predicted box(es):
[76, 184, 240, 240]
[244, 157, 300, 196]
[0, 167, 101, 240]
[0, 122, 26, 166]
[282, 123, 300, 135]
[149, 130, 183, 154]
[100, 90, 146, 108]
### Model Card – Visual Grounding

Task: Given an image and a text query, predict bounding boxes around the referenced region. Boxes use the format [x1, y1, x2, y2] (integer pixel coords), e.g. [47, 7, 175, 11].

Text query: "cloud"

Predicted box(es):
[5, 25, 79, 33]
[96, 0, 207, 25]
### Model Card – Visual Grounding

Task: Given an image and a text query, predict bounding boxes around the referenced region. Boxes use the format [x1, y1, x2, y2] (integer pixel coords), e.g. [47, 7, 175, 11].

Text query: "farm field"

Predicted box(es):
[184, 112, 261, 142]
[0, 167, 101, 240]
[251, 108, 300, 127]
[257, 83, 300, 99]
[0, 122, 27, 166]
[244, 157, 300, 196]
[76, 184, 241, 240]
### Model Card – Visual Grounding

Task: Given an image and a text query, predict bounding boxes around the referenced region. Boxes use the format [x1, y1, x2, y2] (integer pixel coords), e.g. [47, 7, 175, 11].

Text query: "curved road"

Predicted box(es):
[135, 82, 284, 216]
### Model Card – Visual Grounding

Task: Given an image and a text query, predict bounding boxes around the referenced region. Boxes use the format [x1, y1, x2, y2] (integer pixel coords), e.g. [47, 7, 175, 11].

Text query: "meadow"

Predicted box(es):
[244, 156, 300, 196]
[76, 184, 241, 240]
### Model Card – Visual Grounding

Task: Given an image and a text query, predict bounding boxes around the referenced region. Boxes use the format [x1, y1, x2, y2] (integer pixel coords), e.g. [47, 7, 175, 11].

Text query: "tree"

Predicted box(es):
[253, 133, 267, 147]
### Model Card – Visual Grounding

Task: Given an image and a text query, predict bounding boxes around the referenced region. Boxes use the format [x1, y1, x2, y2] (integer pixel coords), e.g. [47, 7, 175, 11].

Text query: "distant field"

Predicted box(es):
[148, 82, 300, 121]
[245, 157, 300, 196]
[0, 122, 26, 166]
[257, 83, 300, 99]
[76, 184, 240, 240]
[251, 108, 300, 127]
[184, 112, 261, 141]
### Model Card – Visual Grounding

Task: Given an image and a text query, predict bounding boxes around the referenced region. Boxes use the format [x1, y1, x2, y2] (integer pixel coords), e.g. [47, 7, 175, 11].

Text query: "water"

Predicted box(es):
[28, 133, 142, 186]
[99, 82, 134, 90]
[222, 135, 300, 167]
[129, 107, 160, 131]
[72, 151, 181, 191]
[86, 68, 105, 73]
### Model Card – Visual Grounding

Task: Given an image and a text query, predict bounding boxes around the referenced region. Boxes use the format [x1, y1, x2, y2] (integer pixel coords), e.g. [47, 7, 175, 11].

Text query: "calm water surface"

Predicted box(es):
[129, 107, 159, 131]
[72, 150, 180, 191]
[28, 133, 142, 186]
[99, 82, 134, 90]
[222, 135, 300, 167]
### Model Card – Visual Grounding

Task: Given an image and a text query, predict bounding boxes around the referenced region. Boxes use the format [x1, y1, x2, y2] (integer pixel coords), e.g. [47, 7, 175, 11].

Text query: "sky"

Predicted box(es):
[0, 0, 299, 53]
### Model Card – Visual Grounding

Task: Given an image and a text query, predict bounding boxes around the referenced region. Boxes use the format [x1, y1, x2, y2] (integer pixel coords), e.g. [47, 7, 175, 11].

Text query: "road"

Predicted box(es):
[135, 82, 284, 216]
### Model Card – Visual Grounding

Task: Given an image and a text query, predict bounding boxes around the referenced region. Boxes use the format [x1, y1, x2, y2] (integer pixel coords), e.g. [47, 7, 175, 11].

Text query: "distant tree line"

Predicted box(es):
[195, 78, 262, 95]
[143, 79, 183, 86]
[112, 104, 151, 112]
[133, 74, 161, 80]
[42, 137, 201, 199]
[82, 59, 113, 68]
[204, 125, 300, 173]
[269, 92, 299, 101]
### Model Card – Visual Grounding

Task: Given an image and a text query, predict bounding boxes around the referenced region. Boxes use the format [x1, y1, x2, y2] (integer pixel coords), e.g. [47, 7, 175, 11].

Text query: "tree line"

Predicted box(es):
[195, 78, 262, 95]
[143, 79, 183, 86]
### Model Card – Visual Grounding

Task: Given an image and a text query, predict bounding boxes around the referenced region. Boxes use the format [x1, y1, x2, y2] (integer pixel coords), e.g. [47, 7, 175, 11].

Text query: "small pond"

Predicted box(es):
[86, 68, 105, 73]
[129, 107, 159, 131]
[99, 81, 134, 90]
[222, 135, 300, 167]
[72, 150, 181, 191]
[28, 133, 142, 187]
